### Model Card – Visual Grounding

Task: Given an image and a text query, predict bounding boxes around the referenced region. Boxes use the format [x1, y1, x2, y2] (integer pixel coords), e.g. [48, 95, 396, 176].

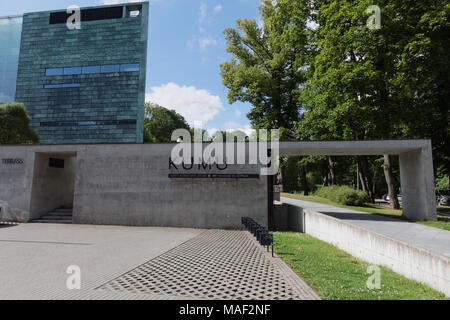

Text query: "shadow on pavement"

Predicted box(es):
[0, 222, 19, 229]
[320, 211, 409, 223]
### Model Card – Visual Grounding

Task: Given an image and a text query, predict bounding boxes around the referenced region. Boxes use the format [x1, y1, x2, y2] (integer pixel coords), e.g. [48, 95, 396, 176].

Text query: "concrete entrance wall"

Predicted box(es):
[0, 144, 268, 229]
[29, 153, 76, 220]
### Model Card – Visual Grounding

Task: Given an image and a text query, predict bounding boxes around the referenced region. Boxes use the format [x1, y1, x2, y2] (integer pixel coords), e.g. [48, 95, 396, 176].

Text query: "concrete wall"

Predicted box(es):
[399, 141, 437, 221]
[270, 202, 303, 232]
[73, 144, 267, 229]
[29, 154, 76, 219]
[301, 208, 449, 297]
[0, 148, 35, 222]
[0, 144, 268, 229]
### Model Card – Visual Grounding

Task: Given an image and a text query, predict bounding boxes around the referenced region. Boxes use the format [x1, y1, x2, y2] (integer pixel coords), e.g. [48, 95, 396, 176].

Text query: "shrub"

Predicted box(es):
[315, 185, 369, 206]
[0, 102, 39, 144]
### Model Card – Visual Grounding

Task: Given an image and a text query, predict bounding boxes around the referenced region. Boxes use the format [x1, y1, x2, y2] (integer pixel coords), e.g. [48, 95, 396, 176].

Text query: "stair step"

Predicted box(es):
[47, 212, 73, 217]
[32, 220, 72, 224]
[41, 215, 72, 220]
[54, 208, 73, 213]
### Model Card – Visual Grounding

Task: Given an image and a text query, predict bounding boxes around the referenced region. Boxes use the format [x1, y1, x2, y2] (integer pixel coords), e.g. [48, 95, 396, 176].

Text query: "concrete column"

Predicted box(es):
[399, 142, 437, 221]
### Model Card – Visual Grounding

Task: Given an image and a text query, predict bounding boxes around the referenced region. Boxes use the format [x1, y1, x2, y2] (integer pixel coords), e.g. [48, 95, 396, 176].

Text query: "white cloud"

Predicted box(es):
[213, 4, 223, 13]
[0, 93, 13, 103]
[186, 39, 195, 49]
[198, 37, 218, 50]
[199, 3, 208, 23]
[223, 121, 255, 136]
[235, 109, 242, 117]
[146, 83, 224, 125]
[186, 36, 219, 51]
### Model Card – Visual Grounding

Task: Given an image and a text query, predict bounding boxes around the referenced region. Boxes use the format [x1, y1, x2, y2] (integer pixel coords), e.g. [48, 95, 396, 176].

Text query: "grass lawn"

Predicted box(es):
[274, 231, 448, 300]
[281, 192, 450, 231]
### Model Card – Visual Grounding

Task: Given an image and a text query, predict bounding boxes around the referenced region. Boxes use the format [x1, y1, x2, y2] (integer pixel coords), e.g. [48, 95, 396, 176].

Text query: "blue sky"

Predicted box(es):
[2, 0, 261, 134]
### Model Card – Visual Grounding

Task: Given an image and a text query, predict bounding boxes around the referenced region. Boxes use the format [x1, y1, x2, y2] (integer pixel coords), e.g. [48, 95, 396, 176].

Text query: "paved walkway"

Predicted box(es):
[281, 197, 450, 259]
[0, 223, 319, 300]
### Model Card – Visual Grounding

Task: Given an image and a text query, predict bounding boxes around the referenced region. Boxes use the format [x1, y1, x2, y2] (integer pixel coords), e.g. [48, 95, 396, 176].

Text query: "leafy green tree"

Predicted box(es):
[436, 175, 449, 190]
[0, 102, 39, 144]
[221, 0, 312, 139]
[297, 1, 413, 205]
[391, 0, 450, 185]
[144, 102, 190, 143]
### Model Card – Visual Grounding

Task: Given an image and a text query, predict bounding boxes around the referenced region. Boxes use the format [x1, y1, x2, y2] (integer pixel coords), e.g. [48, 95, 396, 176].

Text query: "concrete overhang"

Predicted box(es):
[278, 140, 430, 156]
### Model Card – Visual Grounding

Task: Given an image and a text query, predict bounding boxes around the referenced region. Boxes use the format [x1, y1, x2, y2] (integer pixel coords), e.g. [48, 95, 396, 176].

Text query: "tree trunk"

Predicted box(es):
[328, 156, 336, 185]
[323, 161, 329, 187]
[302, 166, 309, 196]
[383, 155, 400, 209]
[356, 156, 375, 203]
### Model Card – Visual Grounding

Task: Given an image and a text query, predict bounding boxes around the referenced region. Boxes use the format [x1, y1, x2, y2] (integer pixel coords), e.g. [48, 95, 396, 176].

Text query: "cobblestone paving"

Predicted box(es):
[98, 230, 320, 300]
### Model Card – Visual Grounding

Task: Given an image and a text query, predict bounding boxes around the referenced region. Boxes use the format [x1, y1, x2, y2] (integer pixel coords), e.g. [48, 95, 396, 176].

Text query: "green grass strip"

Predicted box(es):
[274, 232, 447, 300]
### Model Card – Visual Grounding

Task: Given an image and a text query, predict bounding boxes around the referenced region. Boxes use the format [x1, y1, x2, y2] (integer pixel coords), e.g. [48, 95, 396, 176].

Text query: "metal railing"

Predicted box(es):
[241, 217, 274, 257]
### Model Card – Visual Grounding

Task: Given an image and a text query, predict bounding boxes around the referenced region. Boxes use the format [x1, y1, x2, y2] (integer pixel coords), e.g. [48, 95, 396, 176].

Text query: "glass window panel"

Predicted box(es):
[78, 121, 97, 126]
[46, 68, 63, 76]
[62, 83, 81, 88]
[64, 67, 82, 75]
[101, 64, 120, 73]
[82, 66, 101, 74]
[120, 64, 140, 72]
[44, 84, 63, 89]
[0, 16, 22, 103]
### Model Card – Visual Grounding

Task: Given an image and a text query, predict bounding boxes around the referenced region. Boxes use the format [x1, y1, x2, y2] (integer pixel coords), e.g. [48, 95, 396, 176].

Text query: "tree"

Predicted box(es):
[391, 0, 450, 184]
[298, 0, 411, 203]
[298, 0, 449, 204]
[220, 0, 312, 139]
[143, 102, 190, 143]
[0, 102, 39, 144]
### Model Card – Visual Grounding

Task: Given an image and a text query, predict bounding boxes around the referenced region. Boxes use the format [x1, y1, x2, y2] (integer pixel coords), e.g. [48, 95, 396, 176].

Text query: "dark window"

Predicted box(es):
[49, 158, 65, 168]
[101, 65, 120, 73]
[45, 68, 63, 76]
[82, 6, 124, 22]
[64, 67, 82, 75]
[82, 66, 101, 74]
[49, 11, 69, 24]
[120, 64, 140, 72]
[50, 6, 124, 24]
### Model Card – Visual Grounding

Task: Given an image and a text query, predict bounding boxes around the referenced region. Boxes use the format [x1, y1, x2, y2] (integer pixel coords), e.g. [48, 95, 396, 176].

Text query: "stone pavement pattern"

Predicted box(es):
[98, 230, 319, 300]
[0, 223, 319, 300]
[281, 197, 450, 258]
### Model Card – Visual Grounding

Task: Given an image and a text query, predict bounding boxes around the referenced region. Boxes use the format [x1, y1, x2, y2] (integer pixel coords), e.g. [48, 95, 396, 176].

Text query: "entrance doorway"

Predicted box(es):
[29, 152, 77, 223]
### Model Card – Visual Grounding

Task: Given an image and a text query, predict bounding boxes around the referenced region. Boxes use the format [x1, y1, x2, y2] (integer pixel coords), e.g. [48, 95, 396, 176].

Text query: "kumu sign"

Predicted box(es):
[169, 127, 279, 176]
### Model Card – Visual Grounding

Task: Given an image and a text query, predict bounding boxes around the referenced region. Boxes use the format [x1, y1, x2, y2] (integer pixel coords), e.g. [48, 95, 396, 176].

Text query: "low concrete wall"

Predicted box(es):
[271, 202, 304, 232]
[302, 208, 449, 297]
